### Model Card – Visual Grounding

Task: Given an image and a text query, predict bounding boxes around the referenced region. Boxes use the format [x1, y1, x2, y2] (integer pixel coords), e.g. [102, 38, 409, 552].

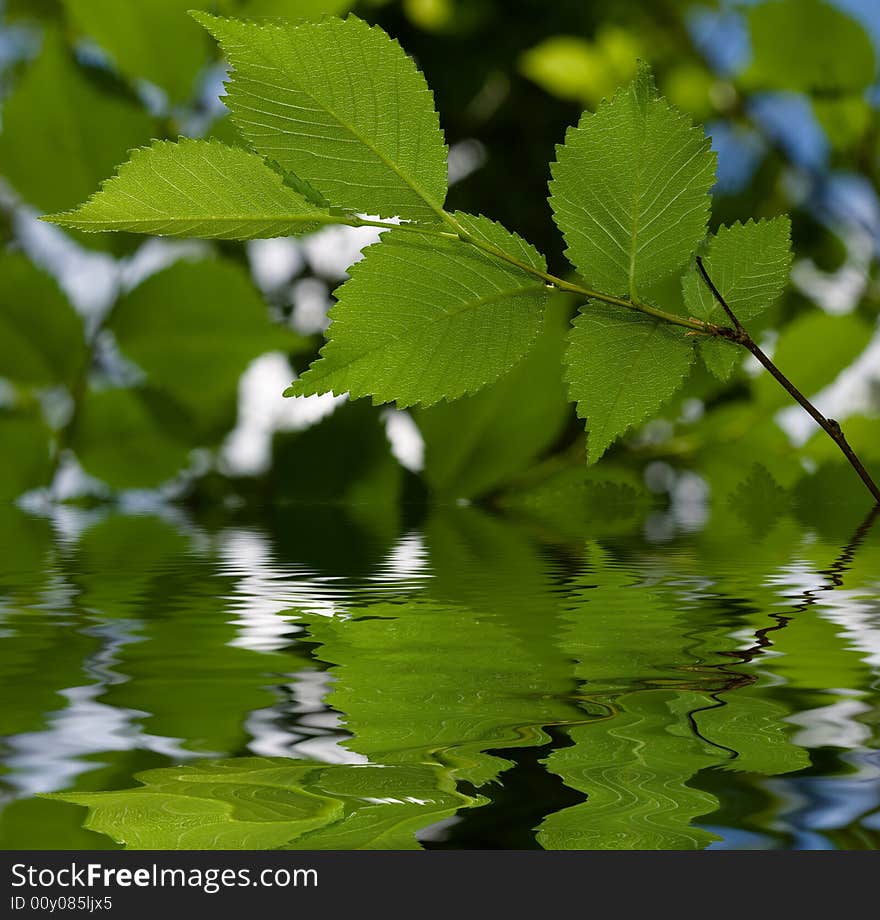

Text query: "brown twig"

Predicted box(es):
[695, 256, 880, 505]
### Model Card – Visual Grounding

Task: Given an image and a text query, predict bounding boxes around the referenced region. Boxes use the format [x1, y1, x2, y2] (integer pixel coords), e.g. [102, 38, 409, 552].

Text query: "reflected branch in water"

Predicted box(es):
[734, 502, 880, 669]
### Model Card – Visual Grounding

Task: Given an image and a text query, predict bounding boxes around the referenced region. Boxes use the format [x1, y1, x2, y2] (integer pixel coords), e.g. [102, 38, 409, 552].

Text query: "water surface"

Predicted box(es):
[1, 501, 878, 849]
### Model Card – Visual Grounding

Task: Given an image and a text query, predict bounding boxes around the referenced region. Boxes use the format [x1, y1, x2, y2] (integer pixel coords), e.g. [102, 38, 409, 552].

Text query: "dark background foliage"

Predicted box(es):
[1, 0, 879, 526]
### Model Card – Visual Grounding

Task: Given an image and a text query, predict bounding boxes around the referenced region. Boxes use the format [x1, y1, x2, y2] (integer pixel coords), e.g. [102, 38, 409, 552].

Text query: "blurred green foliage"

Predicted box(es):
[0, 0, 878, 516]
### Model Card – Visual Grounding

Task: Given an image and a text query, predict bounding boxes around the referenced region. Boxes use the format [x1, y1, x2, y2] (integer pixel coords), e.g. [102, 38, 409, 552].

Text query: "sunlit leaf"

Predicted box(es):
[48, 139, 328, 239]
[196, 13, 449, 222]
[290, 214, 548, 407]
[520, 28, 641, 107]
[550, 64, 715, 298]
[417, 293, 571, 499]
[682, 218, 792, 380]
[565, 305, 695, 463]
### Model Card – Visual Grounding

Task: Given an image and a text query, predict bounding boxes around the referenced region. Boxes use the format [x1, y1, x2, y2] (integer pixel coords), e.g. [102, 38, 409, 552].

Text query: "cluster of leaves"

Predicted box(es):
[517, 0, 880, 507]
[51, 13, 779, 456]
[2, 0, 879, 512]
[0, 0, 582, 505]
[50, 5, 880, 507]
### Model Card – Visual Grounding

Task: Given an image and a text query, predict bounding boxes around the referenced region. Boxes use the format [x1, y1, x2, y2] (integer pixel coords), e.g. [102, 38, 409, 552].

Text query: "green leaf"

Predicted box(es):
[0, 254, 85, 388]
[745, 0, 876, 94]
[289, 214, 549, 407]
[110, 259, 302, 430]
[565, 305, 695, 463]
[550, 64, 715, 299]
[73, 387, 197, 490]
[61, 0, 211, 102]
[47, 139, 328, 239]
[683, 218, 793, 380]
[416, 292, 571, 499]
[0, 411, 52, 500]
[50, 759, 476, 850]
[754, 313, 874, 409]
[0, 30, 154, 214]
[50, 760, 343, 849]
[195, 13, 448, 222]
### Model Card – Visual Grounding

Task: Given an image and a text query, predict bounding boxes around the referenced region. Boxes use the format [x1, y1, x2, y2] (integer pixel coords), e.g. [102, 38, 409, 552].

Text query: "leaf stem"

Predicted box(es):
[695, 256, 880, 505]
[348, 213, 713, 334]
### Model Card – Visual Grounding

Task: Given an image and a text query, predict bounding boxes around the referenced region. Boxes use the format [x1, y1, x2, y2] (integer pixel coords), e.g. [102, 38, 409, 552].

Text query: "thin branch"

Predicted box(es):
[694, 256, 743, 334]
[696, 256, 880, 505]
[350, 212, 716, 334]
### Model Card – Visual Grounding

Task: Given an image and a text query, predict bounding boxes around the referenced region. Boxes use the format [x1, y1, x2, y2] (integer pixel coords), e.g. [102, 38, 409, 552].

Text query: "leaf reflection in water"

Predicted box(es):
[0, 500, 877, 849]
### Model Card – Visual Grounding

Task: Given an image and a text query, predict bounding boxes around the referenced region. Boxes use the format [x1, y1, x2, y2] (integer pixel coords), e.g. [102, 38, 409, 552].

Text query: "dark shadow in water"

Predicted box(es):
[423, 726, 584, 849]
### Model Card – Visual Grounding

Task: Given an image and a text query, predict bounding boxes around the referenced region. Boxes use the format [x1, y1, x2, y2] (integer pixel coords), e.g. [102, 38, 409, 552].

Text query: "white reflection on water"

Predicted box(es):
[2, 685, 199, 798]
[245, 672, 367, 766]
[220, 527, 432, 643]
